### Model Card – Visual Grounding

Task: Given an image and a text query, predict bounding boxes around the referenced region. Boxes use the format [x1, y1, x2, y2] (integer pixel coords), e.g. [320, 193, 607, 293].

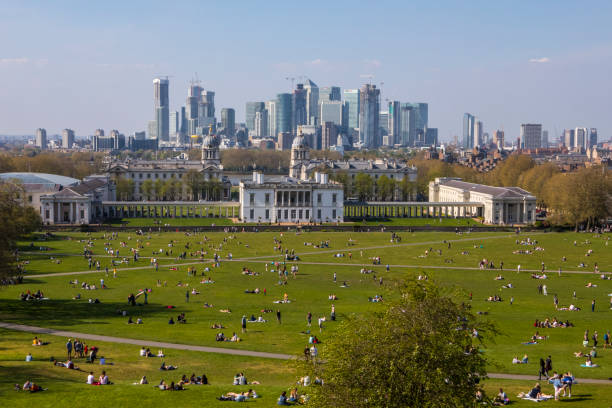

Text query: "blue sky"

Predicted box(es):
[1, 0, 611, 142]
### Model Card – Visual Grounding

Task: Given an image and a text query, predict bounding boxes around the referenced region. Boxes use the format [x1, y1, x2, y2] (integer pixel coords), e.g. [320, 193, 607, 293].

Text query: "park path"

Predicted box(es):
[0, 322, 609, 384]
[0, 321, 291, 360]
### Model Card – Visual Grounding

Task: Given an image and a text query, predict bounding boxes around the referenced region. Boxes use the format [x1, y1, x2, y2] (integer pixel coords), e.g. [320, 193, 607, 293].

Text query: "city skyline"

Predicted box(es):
[0, 1, 611, 141]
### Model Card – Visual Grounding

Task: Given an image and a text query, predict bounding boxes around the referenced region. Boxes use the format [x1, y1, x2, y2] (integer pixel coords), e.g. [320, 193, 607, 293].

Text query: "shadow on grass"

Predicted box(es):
[0, 299, 176, 327]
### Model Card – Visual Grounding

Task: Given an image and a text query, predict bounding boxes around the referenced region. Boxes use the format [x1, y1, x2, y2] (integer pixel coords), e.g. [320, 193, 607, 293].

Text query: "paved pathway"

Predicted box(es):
[0, 322, 291, 360]
[1, 322, 609, 384]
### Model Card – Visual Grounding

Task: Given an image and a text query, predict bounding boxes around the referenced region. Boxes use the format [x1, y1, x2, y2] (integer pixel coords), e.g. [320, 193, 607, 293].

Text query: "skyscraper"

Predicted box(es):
[292, 84, 307, 134]
[322, 121, 338, 150]
[388, 101, 401, 145]
[463, 113, 475, 149]
[520, 124, 542, 150]
[265, 100, 276, 138]
[320, 101, 343, 127]
[425, 128, 438, 146]
[245, 102, 265, 135]
[276, 94, 292, 135]
[399, 104, 415, 146]
[343, 89, 360, 132]
[200, 90, 215, 119]
[574, 127, 588, 150]
[62, 128, 74, 149]
[358, 84, 380, 148]
[493, 130, 505, 149]
[254, 110, 268, 138]
[379, 111, 389, 143]
[541, 130, 549, 148]
[303, 79, 319, 126]
[169, 111, 180, 142]
[221, 108, 236, 138]
[153, 77, 170, 141]
[474, 120, 483, 148]
[319, 86, 341, 102]
[564, 129, 575, 149]
[36, 128, 47, 149]
[589, 128, 598, 148]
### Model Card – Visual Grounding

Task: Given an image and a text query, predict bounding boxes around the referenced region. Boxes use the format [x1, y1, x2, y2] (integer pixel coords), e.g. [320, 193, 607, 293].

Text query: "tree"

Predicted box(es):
[329, 171, 350, 197]
[164, 178, 183, 201]
[353, 173, 373, 201]
[183, 169, 204, 200]
[115, 177, 135, 201]
[140, 179, 154, 200]
[296, 280, 493, 407]
[0, 181, 42, 283]
[376, 175, 395, 201]
[154, 179, 165, 200]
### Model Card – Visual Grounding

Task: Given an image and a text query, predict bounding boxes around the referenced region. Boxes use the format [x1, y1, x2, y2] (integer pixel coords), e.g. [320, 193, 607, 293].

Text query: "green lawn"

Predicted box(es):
[1, 229, 611, 405]
[105, 217, 236, 227]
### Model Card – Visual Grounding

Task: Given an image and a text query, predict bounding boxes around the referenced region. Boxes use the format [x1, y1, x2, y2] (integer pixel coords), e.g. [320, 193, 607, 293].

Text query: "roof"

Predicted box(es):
[439, 179, 534, 199]
[0, 172, 79, 188]
[50, 178, 109, 198]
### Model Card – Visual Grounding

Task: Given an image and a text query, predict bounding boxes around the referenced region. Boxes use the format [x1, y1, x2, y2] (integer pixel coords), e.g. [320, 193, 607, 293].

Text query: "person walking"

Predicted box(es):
[510, 296, 514, 306]
[307, 312, 312, 327]
[241, 315, 247, 333]
[592, 299, 596, 312]
[538, 358, 546, 380]
[330, 304, 336, 321]
[333, 272, 336, 282]
[545, 356, 552, 378]
[185, 290, 189, 303]
[276, 310, 281, 324]
[517, 264, 521, 274]
[593, 331, 598, 348]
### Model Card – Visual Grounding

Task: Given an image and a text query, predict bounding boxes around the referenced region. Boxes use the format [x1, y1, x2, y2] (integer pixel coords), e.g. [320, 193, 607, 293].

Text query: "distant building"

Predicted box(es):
[358, 84, 380, 148]
[463, 113, 475, 149]
[429, 177, 536, 225]
[153, 77, 170, 141]
[246, 102, 265, 135]
[62, 129, 75, 149]
[589, 128, 598, 148]
[542, 130, 549, 148]
[303, 79, 319, 126]
[343, 89, 360, 132]
[221, 108, 236, 138]
[128, 136, 158, 151]
[277, 132, 293, 151]
[93, 130, 125, 151]
[493, 130, 505, 149]
[520, 124, 542, 150]
[240, 171, 343, 223]
[35, 128, 47, 149]
[322, 122, 338, 150]
[320, 101, 343, 127]
[265, 100, 276, 138]
[564, 129, 575, 149]
[292, 84, 308, 134]
[425, 128, 438, 146]
[254, 110, 268, 138]
[276, 93, 292, 135]
[319, 86, 341, 103]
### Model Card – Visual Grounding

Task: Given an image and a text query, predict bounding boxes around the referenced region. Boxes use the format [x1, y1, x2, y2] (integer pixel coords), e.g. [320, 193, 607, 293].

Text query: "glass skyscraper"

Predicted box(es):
[153, 77, 169, 141]
[463, 113, 475, 149]
[276, 93, 292, 135]
[343, 89, 360, 132]
[246, 102, 265, 134]
[221, 108, 235, 138]
[358, 84, 380, 148]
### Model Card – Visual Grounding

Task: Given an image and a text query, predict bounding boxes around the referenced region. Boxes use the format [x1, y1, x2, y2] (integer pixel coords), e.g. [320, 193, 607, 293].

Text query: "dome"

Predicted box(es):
[202, 134, 218, 148]
[292, 135, 308, 148]
[0, 172, 79, 188]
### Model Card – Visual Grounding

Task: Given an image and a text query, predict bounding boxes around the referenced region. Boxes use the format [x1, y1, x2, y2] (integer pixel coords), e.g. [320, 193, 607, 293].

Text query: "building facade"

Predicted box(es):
[153, 77, 170, 141]
[429, 177, 536, 225]
[35, 128, 47, 149]
[521, 124, 542, 150]
[62, 129, 75, 149]
[358, 84, 380, 148]
[240, 171, 344, 223]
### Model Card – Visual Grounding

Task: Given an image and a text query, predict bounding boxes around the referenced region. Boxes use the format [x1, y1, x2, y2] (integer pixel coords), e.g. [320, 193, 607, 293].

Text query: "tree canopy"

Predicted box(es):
[297, 280, 493, 408]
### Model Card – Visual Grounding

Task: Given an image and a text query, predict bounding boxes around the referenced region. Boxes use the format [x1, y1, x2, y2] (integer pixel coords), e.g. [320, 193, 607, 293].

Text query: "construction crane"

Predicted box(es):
[285, 77, 295, 91]
[360, 74, 374, 84]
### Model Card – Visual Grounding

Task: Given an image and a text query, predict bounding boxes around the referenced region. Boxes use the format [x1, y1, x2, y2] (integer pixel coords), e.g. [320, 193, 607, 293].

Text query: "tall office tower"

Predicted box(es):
[320, 101, 343, 127]
[474, 120, 483, 148]
[169, 111, 180, 142]
[303, 79, 319, 126]
[322, 121, 338, 150]
[35, 128, 47, 149]
[463, 113, 475, 149]
[574, 127, 588, 150]
[520, 124, 542, 150]
[410, 103, 428, 132]
[589, 128, 598, 148]
[399, 104, 416, 146]
[292, 84, 308, 134]
[153, 77, 170, 141]
[388, 101, 401, 145]
[276, 93, 292, 135]
[358, 84, 380, 148]
[62, 129, 75, 148]
[425, 128, 438, 146]
[254, 110, 268, 138]
[221, 108, 236, 138]
[265, 100, 276, 138]
[94, 129, 105, 137]
[564, 129, 575, 149]
[319, 86, 341, 102]
[245, 102, 265, 135]
[493, 130, 505, 149]
[179, 106, 187, 143]
[147, 120, 157, 139]
[110, 130, 125, 150]
[379, 111, 389, 144]
[541, 130, 549, 148]
[200, 90, 215, 119]
[343, 89, 360, 132]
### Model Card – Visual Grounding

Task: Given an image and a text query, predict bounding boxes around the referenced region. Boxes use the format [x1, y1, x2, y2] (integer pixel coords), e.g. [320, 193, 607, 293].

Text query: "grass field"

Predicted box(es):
[1, 229, 611, 406]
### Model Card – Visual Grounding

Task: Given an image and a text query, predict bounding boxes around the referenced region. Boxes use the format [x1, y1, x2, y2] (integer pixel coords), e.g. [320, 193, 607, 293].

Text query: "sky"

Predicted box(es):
[1, 0, 611, 142]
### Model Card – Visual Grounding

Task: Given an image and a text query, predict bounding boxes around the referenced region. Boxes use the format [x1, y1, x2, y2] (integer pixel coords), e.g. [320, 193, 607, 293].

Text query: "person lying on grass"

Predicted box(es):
[53, 359, 80, 370]
[160, 362, 178, 370]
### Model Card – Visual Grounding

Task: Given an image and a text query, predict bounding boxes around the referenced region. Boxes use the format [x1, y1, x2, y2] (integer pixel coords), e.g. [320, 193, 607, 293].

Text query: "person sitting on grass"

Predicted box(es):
[99, 370, 110, 385]
[277, 390, 290, 405]
[86, 371, 96, 385]
[157, 349, 165, 357]
[229, 332, 241, 342]
[517, 382, 542, 399]
[32, 336, 42, 346]
[493, 388, 510, 405]
[139, 376, 148, 384]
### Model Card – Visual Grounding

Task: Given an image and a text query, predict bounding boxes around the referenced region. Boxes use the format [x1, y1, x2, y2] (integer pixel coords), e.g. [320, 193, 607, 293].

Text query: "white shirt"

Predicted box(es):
[87, 374, 94, 384]
[100, 375, 108, 385]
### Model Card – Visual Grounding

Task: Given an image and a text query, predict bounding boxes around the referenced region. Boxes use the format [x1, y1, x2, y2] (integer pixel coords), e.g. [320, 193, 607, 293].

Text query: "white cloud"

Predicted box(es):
[364, 59, 382, 69]
[309, 58, 326, 66]
[0, 57, 30, 65]
[528, 57, 550, 64]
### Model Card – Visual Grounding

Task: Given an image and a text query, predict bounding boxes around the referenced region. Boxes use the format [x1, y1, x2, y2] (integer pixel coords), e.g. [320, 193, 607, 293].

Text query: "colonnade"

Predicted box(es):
[101, 201, 239, 219]
[343, 202, 484, 219]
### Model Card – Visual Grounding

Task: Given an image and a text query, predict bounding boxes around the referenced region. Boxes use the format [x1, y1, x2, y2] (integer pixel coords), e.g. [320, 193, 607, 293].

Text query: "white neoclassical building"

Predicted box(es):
[240, 171, 344, 224]
[428, 177, 536, 225]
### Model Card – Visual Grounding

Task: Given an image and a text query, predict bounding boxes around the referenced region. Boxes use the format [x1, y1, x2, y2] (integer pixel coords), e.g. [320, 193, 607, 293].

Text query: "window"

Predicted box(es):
[139, 174, 143, 179]
[250, 193, 255, 205]
[291, 210, 296, 219]
[155, 173, 158, 179]
[299, 210, 303, 219]
[305, 209, 309, 219]
[147, 174, 150, 179]
[45, 210, 49, 219]
[317, 193, 322, 204]
[163, 173, 167, 179]
[265, 209, 269, 219]
[317, 209, 321, 219]
[265, 193, 270, 204]
[80, 210, 85, 219]
[332, 194, 337, 203]
[28, 195, 32, 203]
[277, 210, 282, 220]
[250, 209, 254, 219]
[333, 209, 337, 219]
[284, 209, 288, 219]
